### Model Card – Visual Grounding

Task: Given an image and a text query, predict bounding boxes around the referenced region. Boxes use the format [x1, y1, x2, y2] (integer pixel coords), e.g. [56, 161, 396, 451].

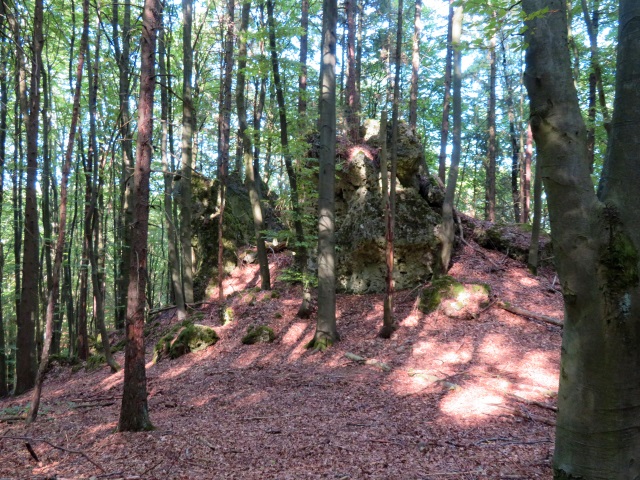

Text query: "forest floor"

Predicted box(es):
[0, 239, 563, 480]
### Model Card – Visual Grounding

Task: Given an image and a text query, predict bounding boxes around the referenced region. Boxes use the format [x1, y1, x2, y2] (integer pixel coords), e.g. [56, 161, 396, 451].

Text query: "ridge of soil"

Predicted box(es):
[0, 241, 563, 479]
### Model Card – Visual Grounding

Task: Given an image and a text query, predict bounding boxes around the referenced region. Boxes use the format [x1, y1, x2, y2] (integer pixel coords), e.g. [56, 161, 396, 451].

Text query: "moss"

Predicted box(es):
[222, 307, 234, 325]
[153, 321, 218, 362]
[274, 312, 283, 319]
[270, 290, 280, 299]
[111, 339, 127, 354]
[601, 230, 639, 296]
[418, 276, 461, 314]
[241, 325, 275, 345]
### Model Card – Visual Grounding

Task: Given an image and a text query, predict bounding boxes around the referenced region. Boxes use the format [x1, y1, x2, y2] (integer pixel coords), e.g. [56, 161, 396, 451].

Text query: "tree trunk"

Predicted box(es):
[527, 147, 542, 275]
[523, 1, 640, 476]
[439, 6, 463, 272]
[437, 0, 454, 184]
[113, 0, 133, 331]
[308, 0, 338, 351]
[118, 0, 159, 432]
[28, 0, 89, 421]
[380, 0, 403, 339]
[217, 0, 234, 320]
[408, 0, 421, 131]
[345, 0, 359, 142]
[266, 0, 311, 317]
[159, 11, 186, 318]
[298, 0, 308, 117]
[485, 32, 497, 223]
[0, 33, 6, 397]
[237, 0, 270, 291]
[15, 0, 44, 396]
[180, 0, 195, 305]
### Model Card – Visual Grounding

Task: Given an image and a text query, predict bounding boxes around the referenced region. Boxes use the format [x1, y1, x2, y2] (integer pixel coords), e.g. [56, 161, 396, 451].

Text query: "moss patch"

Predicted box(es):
[241, 325, 275, 345]
[153, 320, 218, 362]
[419, 276, 490, 319]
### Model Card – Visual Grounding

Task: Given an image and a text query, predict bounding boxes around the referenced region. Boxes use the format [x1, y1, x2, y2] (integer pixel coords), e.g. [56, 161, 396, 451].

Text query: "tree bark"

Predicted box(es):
[159, 10, 186, 319]
[380, 0, 403, 339]
[523, 1, 640, 476]
[0, 33, 6, 397]
[266, 0, 311, 317]
[28, 0, 90, 422]
[118, 0, 159, 432]
[237, 0, 270, 291]
[408, 0, 421, 131]
[439, 6, 463, 272]
[299, 0, 308, 117]
[180, 0, 195, 305]
[345, 0, 359, 142]
[308, 0, 338, 351]
[437, 1, 454, 184]
[15, 0, 44, 395]
[485, 31, 497, 223]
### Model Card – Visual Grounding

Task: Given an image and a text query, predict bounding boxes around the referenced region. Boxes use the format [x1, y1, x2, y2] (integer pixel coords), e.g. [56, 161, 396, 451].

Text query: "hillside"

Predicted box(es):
[0, 240, 563, 479]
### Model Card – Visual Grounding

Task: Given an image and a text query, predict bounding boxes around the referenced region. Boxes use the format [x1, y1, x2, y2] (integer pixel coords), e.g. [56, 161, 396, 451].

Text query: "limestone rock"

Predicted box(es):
[153, 320, 218, 362]
[241, 325, 275, 345]
[418, 276, 490, 319]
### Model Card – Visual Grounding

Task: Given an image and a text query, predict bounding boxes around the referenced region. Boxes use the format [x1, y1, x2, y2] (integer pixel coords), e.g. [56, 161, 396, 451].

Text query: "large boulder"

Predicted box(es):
[334, 121, 444, 293]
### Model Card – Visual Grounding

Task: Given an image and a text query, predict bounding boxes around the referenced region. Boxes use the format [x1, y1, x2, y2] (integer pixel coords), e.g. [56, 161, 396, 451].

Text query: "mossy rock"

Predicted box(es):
[153, 320, 218, 362]
[419, 276, 490, 319]
[241, 325, 275, 345]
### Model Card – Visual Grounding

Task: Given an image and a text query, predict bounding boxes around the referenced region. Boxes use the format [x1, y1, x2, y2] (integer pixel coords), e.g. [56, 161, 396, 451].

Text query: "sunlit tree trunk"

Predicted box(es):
[0, 33, 7, 397]
[345, 0, 359, 141]
[439, 6, 462, 272]
[118, 0, 159, 432]
[485, 31, 497, 223]
[523, 1, 640, 476]
[438, 0, 454, 184]
[409, 0, 421, 131]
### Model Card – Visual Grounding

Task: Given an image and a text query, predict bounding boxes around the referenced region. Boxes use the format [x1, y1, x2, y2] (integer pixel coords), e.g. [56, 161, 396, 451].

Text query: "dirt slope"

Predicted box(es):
[0, 242, 563, 479]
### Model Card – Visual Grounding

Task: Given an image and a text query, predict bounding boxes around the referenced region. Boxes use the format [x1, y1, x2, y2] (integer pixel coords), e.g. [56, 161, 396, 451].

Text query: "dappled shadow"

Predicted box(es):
[0, 247, 561, 479]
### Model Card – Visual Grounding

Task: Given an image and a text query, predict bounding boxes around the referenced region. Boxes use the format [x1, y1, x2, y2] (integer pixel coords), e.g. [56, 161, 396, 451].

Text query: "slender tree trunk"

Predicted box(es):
[118, 0, 159, 432]
[345, 0, 359, 141]
[266, 0, 311, 317]
[180, 0, 195, 305]
[527, 144, 542, 274]
[438, 1, 454, 184]
[27, 0, 90, 421]
[523, 1, 640, 476]
[217, 0, 234, 320]
[159, 12, 186, 318]
[485, 32, 497, 223]
[0, 33, 6, 397]
[15, 0, 44, 395]
[439, 6, 463, 272]
[380, 0, 403, 339]
[308, 0, 338, 351]
[298, 0, 309, 117]
[113, 0, 133, 331]
[77, 133, 91, 361]
[237, 0, 270, 290]
[408, 0, 421, 131]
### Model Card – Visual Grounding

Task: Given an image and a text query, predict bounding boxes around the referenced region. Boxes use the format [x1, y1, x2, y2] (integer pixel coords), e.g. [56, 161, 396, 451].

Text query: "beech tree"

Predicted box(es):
[523, 0, 640, 476]
[118, 0, 159, 432]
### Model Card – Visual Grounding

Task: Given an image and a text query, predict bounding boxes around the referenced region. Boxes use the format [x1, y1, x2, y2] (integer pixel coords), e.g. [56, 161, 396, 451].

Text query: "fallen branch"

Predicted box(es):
[0, 435, 106, 472]
[421, 470, 483, 477]
[498, 301, 563, 328]
[0, 415, 26, 423]
[508, 393, 557, 412]
[72, 400, 116, 409]
[497, 405, 556, 426]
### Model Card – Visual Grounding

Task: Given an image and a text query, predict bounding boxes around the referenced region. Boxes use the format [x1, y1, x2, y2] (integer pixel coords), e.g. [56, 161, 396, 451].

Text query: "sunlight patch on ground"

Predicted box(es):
[281, 322, 310, 346]
[437, 344, 473, 366]
[230, 349, 261, 368]
[401, 310, 423, 327]
[98, 368, 124, 391]
[477, 333, 516, 365]
[518, 276, 539, 287]
[513, 351, 559, 397]
[440, 384, 504, 419]
[152, 362, 193, 382]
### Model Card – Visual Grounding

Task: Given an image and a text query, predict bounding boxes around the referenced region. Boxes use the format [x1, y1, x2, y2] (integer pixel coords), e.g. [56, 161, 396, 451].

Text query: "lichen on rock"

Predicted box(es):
[419, 276, 490, 319]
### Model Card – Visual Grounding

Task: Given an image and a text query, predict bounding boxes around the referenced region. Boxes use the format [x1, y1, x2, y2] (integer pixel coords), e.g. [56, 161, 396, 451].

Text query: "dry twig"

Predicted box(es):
[498, 301, 563, 328]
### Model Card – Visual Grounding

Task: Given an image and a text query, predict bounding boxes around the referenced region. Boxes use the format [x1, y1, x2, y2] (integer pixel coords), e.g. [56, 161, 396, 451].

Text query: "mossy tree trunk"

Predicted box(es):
[523, 1, 640, 477]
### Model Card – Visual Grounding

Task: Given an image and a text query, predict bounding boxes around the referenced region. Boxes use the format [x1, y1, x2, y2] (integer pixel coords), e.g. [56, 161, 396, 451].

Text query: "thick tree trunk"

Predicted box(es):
[180, 0, 195, 305]
[237, 0, 270, 291]
[439, 6, 463, 272]
[118, 0, 159, 432]
[308, 0, 338, 351]
[437, 1, 454, 184]
[523, 1, 640, 477]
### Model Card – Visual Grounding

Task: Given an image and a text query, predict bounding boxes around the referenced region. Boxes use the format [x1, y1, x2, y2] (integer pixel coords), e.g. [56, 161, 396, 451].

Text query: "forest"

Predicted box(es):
[1, 0, 639, 478]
